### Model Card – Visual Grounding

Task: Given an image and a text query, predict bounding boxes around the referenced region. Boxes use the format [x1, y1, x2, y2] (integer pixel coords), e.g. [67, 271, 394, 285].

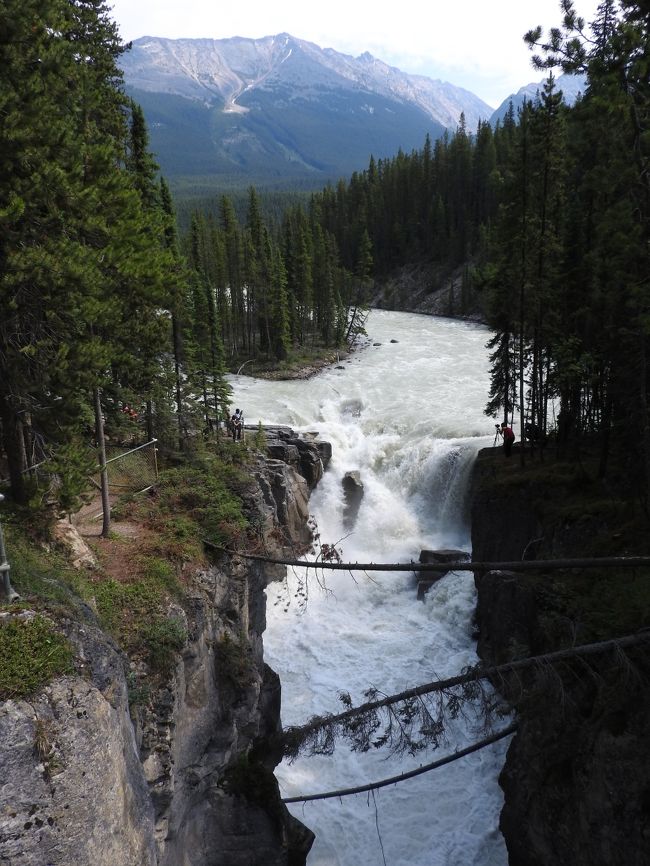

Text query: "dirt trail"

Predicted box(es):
[73, 493, 142, 540]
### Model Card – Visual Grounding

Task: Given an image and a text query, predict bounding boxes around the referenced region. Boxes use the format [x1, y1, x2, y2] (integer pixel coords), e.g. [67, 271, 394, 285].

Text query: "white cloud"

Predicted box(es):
[110, 0, 599, 106]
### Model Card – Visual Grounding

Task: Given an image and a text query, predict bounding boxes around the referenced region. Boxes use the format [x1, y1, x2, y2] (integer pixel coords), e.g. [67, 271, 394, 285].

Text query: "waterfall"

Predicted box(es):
[229, 310, 511, 866]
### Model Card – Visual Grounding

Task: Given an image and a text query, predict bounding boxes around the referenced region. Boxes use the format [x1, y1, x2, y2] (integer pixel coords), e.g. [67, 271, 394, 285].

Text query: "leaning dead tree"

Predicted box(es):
[280, 633, 650, 761]
[282, 723, 519, 803]
[212, 546, 650, 574]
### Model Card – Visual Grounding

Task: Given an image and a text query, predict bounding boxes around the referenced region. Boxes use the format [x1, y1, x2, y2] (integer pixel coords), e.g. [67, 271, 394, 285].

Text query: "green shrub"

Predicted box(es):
[217, 632, 255, 686]
[141, 617, 186, 673]
[0, 616, 73, 699]
[126, 670, 151, 707]
[253, 422, 268, 453]
[3, 525, 87, 613]
[152, 462, 248, 547]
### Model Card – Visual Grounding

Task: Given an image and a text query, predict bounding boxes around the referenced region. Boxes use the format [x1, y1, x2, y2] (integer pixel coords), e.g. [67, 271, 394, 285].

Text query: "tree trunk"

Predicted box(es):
[0, 505, 19, 602]
[145, 399, 154, 444]
[172, 313, 184, 452]
[0, 395, 28, 504]
[94, 387, 111, 538]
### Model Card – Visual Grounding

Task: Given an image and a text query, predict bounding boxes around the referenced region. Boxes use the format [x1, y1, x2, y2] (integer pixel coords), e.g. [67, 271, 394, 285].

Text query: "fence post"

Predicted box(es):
[0, 494, 20, 602]
[94, 387, 111, 538]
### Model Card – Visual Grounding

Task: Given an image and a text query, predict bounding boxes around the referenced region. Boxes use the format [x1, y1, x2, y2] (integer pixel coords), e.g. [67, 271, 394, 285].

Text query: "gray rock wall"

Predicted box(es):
[470, 447, 650, 866]
[0, 623, 157, 866]
[0, 430, 325, 866]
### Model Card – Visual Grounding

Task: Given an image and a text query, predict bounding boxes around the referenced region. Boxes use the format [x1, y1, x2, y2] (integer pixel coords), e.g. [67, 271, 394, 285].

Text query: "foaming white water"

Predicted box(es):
[229, 310, 511, 866]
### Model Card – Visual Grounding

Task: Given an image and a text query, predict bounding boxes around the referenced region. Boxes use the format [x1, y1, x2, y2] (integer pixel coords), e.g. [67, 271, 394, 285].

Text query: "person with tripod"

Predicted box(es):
[495, 421, 515, 457]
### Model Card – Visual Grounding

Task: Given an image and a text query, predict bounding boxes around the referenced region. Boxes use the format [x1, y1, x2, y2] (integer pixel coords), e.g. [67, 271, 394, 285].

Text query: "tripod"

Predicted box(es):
[493, 426, 502, 447]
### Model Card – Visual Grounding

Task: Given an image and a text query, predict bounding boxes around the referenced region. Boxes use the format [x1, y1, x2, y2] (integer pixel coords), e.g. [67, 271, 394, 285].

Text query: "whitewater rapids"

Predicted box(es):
[229, 309, 511, 866]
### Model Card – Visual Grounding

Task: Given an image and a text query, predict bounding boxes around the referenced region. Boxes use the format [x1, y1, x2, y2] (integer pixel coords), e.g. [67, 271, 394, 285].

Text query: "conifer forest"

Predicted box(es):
[1, 0, 649, 513]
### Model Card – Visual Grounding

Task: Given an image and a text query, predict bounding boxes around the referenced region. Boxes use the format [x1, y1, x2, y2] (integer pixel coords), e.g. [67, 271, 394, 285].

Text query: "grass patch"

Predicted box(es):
[143, 453, 250, 551]
[2, 523, 90, 614]
[141, 617, 187, 674]
[88, 562, 185, 673]
[2, 449, 253, 684]
[0, 615, 73, 700]
[231, 343, 343, 380]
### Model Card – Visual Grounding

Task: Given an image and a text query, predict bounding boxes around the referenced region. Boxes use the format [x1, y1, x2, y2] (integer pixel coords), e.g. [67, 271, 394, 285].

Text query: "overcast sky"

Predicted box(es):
[109, 0, 599, 108]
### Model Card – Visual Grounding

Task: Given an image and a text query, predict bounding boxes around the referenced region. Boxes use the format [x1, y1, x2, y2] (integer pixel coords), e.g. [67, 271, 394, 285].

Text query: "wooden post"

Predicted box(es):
[94, 387, 111, 538]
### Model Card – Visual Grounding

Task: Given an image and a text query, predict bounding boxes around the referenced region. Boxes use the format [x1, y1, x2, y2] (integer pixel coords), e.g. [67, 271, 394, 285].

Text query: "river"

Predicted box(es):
[229, 309, 511, 866]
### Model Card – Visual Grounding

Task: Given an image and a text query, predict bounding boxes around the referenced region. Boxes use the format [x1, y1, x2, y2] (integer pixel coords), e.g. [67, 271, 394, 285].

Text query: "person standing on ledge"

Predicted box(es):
[231, 408, 244, 441]
[500, 421, 515, 457]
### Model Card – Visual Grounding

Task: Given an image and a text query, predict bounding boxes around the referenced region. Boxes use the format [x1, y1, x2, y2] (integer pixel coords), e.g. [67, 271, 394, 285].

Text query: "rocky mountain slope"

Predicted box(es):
[489, 72, 586, 124]
[120, 33, 492, 189]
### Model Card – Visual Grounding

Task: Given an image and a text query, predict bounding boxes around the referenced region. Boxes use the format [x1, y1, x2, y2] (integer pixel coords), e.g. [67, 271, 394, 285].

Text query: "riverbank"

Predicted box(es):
[370, 260, 485, 322]
[232, 345, 361, 381]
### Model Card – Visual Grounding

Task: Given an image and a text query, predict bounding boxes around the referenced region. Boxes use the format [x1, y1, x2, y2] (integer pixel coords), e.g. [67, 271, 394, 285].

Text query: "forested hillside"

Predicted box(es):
[288, 0, 650, 508]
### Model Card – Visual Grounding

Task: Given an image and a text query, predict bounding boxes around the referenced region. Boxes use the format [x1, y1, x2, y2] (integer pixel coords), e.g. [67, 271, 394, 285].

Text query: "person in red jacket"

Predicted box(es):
[500, 422, 515, 457]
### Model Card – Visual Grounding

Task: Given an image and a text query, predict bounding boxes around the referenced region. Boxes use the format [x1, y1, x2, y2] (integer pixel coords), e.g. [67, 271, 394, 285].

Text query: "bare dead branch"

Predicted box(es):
[281, 723, 518, 803]
[281, 633, 650, 759]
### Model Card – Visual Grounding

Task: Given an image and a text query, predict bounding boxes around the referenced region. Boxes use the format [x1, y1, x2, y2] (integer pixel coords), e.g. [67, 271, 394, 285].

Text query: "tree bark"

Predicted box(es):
[0, 395, 27, 504]
[93, 387, 111, 538]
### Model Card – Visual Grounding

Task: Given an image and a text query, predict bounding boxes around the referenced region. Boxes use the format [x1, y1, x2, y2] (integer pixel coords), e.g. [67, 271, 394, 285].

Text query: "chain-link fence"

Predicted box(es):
[1, 439, 159, 500]
[93, 439, 159, 494]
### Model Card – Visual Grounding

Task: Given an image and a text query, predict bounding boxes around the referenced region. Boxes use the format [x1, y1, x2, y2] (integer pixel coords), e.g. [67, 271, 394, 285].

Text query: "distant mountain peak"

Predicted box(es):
[119, 33, 494, 190]
[121, 33, 493, 131]
[490, 72, 587, 124]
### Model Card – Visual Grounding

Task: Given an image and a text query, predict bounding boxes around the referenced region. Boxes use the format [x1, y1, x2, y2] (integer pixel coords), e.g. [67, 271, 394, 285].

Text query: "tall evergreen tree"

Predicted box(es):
[0, 0, 169, 508]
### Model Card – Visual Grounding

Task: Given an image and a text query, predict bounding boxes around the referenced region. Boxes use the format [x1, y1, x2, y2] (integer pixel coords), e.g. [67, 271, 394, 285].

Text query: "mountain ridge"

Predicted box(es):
[121, 33, 584, 198]
[119, 34, 493, 194]
[122, 33, 492, 130]
[489, 72, 587, 123]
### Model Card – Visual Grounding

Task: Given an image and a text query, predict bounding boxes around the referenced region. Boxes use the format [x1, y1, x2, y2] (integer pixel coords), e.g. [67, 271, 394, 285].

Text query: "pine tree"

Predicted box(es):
[0, 0, 169, 511]
[269, 243, 291, 361]
[525, 0, 650, 498]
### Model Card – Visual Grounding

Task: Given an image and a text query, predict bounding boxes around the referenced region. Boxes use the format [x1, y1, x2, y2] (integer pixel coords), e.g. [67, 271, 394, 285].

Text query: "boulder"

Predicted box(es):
[51, 519, 98, 569]
[416, 548, 470, 600]
[340, 399, 363, 418]
[342, 471, 364, 530]
[315, 440, 332, 470]
[285, 437, 324, 489]
[266, 442, 301, 467]
[257, 426, 328, 489]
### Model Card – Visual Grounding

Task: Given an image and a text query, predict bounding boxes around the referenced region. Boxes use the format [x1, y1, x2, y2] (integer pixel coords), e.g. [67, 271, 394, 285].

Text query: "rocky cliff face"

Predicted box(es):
[0, 618, 158, 865]
[470, 447, 650, 866]
[371, 260, 484, 321]
[0, 430, 326, 866]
